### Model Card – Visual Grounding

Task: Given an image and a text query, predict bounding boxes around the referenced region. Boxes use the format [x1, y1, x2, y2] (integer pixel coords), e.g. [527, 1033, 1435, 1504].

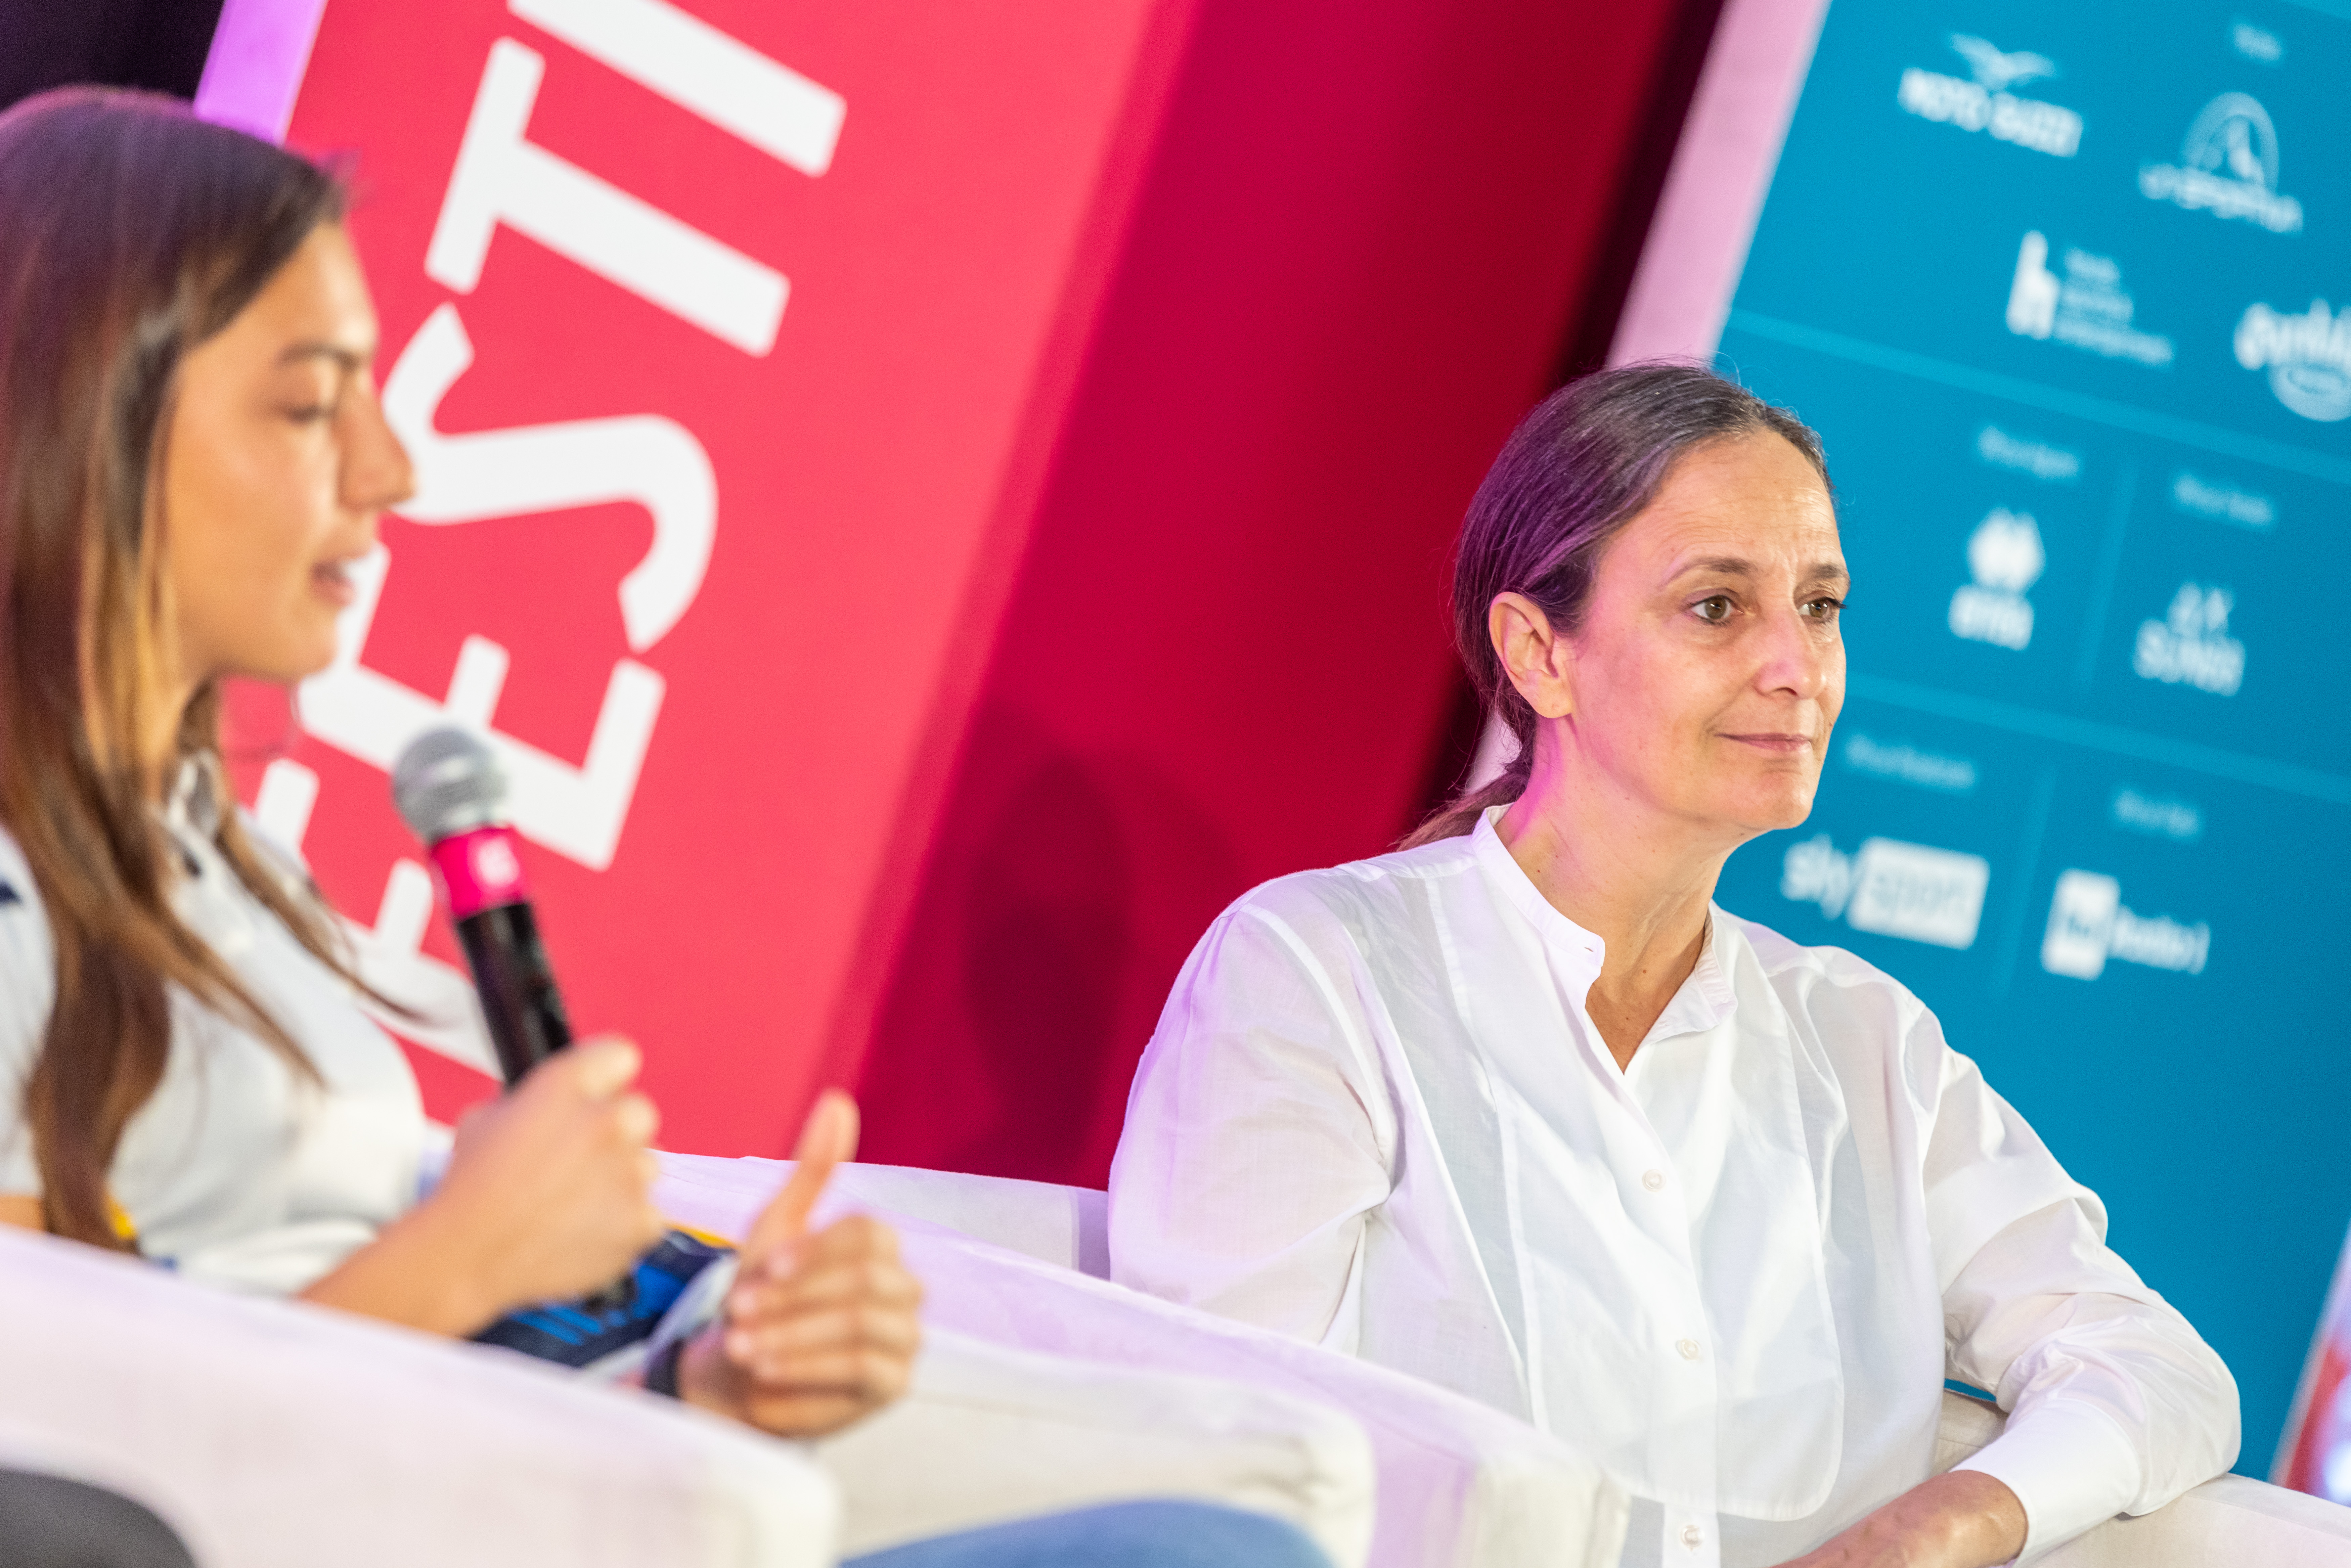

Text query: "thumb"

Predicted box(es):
[742, 1089, 860, 1261]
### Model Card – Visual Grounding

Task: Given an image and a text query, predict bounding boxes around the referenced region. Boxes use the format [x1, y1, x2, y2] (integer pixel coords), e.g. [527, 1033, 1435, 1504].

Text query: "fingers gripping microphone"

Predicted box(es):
[391, 728, 572, 1084]
[391, 728, 700, 1331]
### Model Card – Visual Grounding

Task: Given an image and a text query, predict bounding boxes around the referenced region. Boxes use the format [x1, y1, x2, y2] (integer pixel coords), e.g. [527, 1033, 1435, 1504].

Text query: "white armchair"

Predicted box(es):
[0, 1224, 835, 1568]
[654, 1154, 1629, 1568]
[656, 1155, 2351, 1568]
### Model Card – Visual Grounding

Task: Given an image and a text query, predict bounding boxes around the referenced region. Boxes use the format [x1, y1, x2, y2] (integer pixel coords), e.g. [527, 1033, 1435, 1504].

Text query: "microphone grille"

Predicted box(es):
[390, 726, 508, 844]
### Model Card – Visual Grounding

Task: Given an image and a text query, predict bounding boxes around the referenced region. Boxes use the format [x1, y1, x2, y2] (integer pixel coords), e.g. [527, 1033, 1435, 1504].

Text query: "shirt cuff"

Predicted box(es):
[1951, 1400, 2141, 1563]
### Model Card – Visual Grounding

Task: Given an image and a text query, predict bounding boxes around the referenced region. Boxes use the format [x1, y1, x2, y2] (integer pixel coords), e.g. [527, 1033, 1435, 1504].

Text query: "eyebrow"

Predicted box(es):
[274, 341, 370, 371]
[1670, 555, 1851, 587]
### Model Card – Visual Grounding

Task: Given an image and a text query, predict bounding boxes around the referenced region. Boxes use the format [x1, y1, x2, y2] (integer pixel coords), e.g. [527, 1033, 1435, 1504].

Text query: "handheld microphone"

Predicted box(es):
[390, 727, 572, 1085]
[390, 727, 691, 1329]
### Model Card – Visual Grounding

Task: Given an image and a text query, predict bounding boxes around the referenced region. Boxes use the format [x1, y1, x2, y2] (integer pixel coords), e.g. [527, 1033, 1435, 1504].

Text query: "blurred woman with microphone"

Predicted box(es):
[0, 82, 903, 1434]
[0, 88, 1320, 1568]
[1109, 366, 2241, 1567]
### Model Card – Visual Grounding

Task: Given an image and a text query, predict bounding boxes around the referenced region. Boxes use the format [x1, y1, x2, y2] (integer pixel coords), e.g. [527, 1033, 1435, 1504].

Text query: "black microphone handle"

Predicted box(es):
[453, 900, 574, 1085]
[449, 896, 631, 1314]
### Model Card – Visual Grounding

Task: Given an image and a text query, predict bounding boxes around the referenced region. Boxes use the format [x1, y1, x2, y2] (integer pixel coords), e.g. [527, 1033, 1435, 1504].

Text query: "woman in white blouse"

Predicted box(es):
[1108, 365, 2239, 1567]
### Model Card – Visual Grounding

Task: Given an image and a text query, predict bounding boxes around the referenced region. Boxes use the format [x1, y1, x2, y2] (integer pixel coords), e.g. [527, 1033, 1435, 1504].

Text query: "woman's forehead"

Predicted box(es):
[228, 225, 379, 360]
[1617, 438, 1840, 574]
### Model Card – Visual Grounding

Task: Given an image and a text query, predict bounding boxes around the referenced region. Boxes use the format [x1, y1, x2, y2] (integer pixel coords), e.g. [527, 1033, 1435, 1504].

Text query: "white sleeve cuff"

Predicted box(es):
[1951, 1399, 2142, 1563]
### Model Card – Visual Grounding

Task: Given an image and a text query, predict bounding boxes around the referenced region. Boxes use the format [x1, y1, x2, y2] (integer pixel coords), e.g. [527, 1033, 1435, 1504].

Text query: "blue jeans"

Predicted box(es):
[845, 1500, 1331, 1568]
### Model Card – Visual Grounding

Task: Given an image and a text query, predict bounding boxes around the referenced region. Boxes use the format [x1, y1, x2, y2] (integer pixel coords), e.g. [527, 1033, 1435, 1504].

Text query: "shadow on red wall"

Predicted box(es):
[854, 0, 1724, 1186]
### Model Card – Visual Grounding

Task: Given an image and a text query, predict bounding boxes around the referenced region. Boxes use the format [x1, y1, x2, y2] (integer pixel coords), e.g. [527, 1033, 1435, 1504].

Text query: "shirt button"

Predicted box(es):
[1676, 1338, 1701, 1361]
[1682, 1523, 1704, 1550]
[1642, 1169, 1666, 1191]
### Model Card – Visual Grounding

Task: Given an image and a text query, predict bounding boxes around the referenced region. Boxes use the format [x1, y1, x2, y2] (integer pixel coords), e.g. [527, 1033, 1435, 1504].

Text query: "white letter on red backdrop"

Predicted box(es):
[506, 0, 845, 177]
[427, 37, 789, 355]
[295, 306, 686, 875]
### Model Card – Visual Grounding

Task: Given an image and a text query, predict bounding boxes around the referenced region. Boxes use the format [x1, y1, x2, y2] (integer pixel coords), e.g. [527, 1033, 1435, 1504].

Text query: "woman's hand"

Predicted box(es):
[1770, 1471, 2026, 1568]
[679, 1091, 924, 1437]
[304, 1037, 665, 1334]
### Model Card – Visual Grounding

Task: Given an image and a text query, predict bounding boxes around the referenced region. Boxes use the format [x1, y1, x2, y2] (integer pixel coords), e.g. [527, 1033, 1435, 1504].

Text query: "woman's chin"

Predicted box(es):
[1710, 782, 1818, 838]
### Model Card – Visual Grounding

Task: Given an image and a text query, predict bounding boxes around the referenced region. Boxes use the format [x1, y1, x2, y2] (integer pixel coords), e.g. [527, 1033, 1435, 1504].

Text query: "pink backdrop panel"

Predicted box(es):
[851, 0, 1705, 1186]
[210, 0, 1192, 1151]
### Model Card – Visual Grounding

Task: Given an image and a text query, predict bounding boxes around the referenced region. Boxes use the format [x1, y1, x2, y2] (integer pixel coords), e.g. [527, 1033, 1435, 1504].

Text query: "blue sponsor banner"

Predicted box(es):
[1708, 0, 2351, 1476]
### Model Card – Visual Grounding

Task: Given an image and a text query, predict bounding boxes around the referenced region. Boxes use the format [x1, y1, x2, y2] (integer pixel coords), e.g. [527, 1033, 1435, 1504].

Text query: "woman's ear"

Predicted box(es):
[1488, 592, 1576, 719]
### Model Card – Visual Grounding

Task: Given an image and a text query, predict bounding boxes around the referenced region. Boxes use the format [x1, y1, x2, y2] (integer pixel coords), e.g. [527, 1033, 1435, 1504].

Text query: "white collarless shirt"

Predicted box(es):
[1109, 808, 2237, 1565]
[0, 762, 429, 1294]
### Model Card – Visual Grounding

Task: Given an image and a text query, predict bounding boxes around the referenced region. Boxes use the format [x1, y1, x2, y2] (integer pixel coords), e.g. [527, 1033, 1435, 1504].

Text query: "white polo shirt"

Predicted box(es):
[0, 763, 428, 1295]
[1109, 807, 2240, 1566]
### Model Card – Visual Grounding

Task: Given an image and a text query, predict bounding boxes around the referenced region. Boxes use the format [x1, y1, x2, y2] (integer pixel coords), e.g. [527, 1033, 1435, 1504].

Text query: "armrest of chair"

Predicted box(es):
[654, 1156, 1628, 1568]
[0, 1226, 837, 1568]
[658, 1153, 1106, 1274]
[1933, 1389, 2351, 1566]
[817, 1327, 1373, 1566]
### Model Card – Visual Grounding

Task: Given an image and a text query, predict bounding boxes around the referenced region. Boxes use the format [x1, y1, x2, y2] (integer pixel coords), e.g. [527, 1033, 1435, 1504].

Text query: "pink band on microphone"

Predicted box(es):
[429, 826, 531, 920]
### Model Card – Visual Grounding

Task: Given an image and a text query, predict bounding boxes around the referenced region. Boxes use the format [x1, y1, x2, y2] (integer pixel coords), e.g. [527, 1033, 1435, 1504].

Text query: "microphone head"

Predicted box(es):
[391, 726, 508, 844]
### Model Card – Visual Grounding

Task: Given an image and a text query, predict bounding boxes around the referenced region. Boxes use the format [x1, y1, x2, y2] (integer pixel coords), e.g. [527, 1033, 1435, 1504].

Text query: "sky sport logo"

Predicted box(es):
[1781, 835, 1991, 950]
[2140, 92, 2303, 234]
[2042, 870, 2210, 980]
[1897, 35, 2082, 157]
[2234, 300, 2351, 421]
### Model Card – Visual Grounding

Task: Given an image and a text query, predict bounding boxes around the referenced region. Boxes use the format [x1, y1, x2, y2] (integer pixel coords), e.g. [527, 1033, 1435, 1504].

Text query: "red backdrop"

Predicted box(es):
[211, 0, 1702, 1179]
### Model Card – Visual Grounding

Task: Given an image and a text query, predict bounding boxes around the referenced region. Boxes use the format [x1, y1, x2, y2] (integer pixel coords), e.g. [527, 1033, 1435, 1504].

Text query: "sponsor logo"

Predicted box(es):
[2134, 582, 2244, 696]
[2234, 300, 2351, 421]
[2041, 869, 2210, 979]
[2232, 20, 2283, 64]
[1781, 835, 1991, 949]
[1977, 424, 2080, 482]
[1949, 507, 2042, 650]
[470, 833, 523, 892]
[2170, 471, 2274, 529]
[2111, 786, 2203, 843]
[2006, 233, 2173, 366]
[1840, 733, 1978, 795]
[1898, 36, 2082, 156]
[2140, 92, 2302, 233]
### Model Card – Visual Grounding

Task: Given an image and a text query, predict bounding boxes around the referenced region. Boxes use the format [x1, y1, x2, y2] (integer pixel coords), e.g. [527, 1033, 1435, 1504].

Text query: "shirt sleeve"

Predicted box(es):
[0, 831, 56, 1196]
[1926, 1037, 2241, 1561]
[1107, 896, 1396, 1349]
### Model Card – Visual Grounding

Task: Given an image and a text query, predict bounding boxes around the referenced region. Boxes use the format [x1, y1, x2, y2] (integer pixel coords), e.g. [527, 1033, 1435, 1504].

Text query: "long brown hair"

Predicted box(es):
[1406, 364, 1830, 847]
[0, 89, 361, 1246]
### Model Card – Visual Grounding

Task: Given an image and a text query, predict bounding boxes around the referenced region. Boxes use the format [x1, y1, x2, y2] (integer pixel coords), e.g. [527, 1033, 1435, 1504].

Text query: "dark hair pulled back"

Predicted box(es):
[1405, 362, 1829, 847]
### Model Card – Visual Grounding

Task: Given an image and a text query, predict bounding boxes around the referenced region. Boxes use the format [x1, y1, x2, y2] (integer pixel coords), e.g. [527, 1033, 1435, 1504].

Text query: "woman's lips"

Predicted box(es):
[1723, 732, 1813, 753]
[310, 558, 358, 608]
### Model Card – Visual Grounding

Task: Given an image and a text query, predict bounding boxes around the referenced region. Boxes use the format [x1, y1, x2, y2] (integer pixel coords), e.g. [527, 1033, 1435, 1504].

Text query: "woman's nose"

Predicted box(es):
[1756, 607, 1833, 699]
[344, 384, 416, 513]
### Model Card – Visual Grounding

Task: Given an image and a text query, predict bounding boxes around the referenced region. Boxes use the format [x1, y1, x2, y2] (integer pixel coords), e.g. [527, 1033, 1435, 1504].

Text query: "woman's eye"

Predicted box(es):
[1692, 595, 1735, 624]
[1803, 596, 1845, 622]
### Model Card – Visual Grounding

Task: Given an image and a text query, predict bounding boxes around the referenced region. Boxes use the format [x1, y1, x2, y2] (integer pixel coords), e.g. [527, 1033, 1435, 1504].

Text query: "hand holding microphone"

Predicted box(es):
[391, 728, 648, 1310]
[385, 726, 918, 1417]
[419, 1038, 668, 1318]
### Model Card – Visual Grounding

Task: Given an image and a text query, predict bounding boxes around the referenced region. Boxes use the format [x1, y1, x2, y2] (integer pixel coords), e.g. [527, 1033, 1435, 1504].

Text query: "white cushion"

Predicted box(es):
[821, 1328, 1373, 1563]
[0, 1224, 836, 1568]
[656, 1154, 1628, 1568]
[1935, 1389, 2351, 1565]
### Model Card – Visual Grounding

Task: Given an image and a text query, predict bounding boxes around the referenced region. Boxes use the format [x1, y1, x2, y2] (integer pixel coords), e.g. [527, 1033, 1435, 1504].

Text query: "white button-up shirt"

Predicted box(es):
[1109, 809, 2238, 1565]
[0, 763, 428, 1294]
